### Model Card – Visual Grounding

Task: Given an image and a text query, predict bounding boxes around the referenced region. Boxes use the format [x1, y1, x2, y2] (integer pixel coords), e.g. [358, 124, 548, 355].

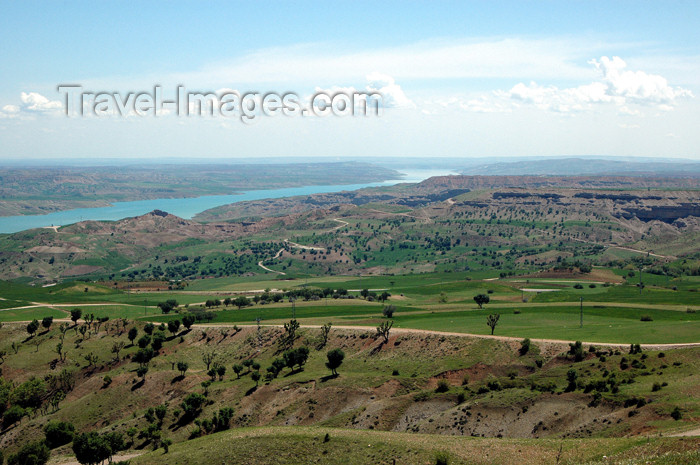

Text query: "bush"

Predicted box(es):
[44, 420, 75, 448]
[435, 452, 449, 465]
[651, 382, 662, 392]
[640, 315, 653, 322]
[435, 380, 450, 393]
[519, 338, 531, 356]
[7, 441, 50, 465]
[671, 406, 682, 420]
[573, 284, 583, 289]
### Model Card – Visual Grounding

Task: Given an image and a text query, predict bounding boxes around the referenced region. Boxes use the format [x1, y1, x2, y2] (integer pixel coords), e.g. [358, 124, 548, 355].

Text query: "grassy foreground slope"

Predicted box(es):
[131, 428, 700, 465]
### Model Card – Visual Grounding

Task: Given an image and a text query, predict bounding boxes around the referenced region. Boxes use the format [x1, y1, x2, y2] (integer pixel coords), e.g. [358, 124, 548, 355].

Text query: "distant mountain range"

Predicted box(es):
[461, 158, 700, 177]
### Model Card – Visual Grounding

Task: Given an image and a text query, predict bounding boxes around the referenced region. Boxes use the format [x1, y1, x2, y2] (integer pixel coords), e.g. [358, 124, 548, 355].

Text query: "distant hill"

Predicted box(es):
[461, 158, 700, 177]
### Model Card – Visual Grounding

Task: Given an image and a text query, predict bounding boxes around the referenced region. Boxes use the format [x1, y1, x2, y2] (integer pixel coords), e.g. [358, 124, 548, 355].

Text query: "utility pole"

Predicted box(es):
[580, 297, 583, 328]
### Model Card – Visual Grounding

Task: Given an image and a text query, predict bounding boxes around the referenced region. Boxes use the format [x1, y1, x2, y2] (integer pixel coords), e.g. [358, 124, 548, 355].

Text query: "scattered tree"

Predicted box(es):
[325, 348, 345, 376]
[474, 294, 490, 309]
[41, 316, 53, 332]
[382, 305, 396, 318]
[182, 314, 195, 330]
[319, 322, 332, 349]
[177, 361, 189, 377]
[111, 341, 125, 362]
[376, 320, 393, 344]
[44, 420, 75, 449]
[70, 308, 82, 326]
[7, 441, 50, 465]
[127, 327, 138, 345]
[167, 320, 181, 337]
[486, 313, 500, 335]
[72, 432, 111, 465]
[26, 319, 40, 338]
[202, 350, 217, 371]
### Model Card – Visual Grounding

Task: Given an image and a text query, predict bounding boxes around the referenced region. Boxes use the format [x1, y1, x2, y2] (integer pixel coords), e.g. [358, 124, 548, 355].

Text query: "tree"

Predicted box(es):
[283, 347, 310, 372]
[232, 364, 244, 379]
[474, 294, 490, 309]
[486, 313, 500, 335]
[83, 352, 99, 368]
[127, 327, 138, 345]
[7, 441, 50, 465]
[379, 291, 391, 302]
[167, 320, 181, 336]
[158, 302, 173, 314]
[26, 319, 40, 338]
[44, 420, 75, 448]
[11, 377, 46, 409]
[73, 432, 111, 465]
[3, 405, 25, 428]
[382, 305, 396, 318]
[154, 404, 168, 424]
[234, 296, 250, 309]
[137, 335, 151, 349]
[326, 348, 345, 376]
[182, 314, 195, 330]
[180, 393, 206, 421]
[133, 348, 154, 367]
[376, 320, 393, 344]
[136, 365, 149, 380]
[151, 331, 166, 352]
[319, 322, 332, 348]
[251, 371, 261, 386]
[569, 341, 584, 362]
[216, 364, 226, 381]
[41, 316, 53, 332]
[202, 350, 217, 371]
[111, 341, 125, 362]
[279, 319, 300, 350]
[70, 308, 82, 326]
[143, 322, 155, 335]
[519, 338, 531, 356]
[177, 361, 188, 377]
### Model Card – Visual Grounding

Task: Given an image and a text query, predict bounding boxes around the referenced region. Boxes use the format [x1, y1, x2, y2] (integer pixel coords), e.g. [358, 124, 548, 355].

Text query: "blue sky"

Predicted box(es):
[0, 1, 698, 160]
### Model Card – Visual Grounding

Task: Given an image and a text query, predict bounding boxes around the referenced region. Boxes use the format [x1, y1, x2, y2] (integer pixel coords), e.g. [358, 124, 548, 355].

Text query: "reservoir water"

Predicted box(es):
[0, 169, 453, 234]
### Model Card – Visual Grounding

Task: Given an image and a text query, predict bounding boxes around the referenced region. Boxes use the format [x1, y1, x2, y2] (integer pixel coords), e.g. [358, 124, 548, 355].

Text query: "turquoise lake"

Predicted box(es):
[0, 169, 452, 234]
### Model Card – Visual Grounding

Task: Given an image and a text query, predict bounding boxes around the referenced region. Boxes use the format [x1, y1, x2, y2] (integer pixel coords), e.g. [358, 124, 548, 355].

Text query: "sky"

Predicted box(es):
[0, 1, 699, 161]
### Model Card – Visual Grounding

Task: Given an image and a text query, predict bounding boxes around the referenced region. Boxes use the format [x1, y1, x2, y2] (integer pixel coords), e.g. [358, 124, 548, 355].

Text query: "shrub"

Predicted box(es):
[640, 315, 653, 322]
[573, 284, 583, 289]
[569, 341, 584, 362]
[381, 305, 396, 318]
[535, 359, 544, 368]
[44, 420, 75, 448]
[671, 406, 682, 420]
[435, 380, 450, 393]
[651, 382, 662, 392]
[519, 338, 531, 356]
[435, 451, 449, 465]
[7, 441, 50, 465]
[392, 369, 399, 376]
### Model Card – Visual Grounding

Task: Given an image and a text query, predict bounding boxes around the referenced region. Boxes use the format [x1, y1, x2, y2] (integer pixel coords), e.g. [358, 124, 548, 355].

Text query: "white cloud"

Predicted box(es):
[497, 56, 692, 114]
[365, 72, 414, 109]
[20, 92, 62, 112]
[590, 56, 693, 105]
